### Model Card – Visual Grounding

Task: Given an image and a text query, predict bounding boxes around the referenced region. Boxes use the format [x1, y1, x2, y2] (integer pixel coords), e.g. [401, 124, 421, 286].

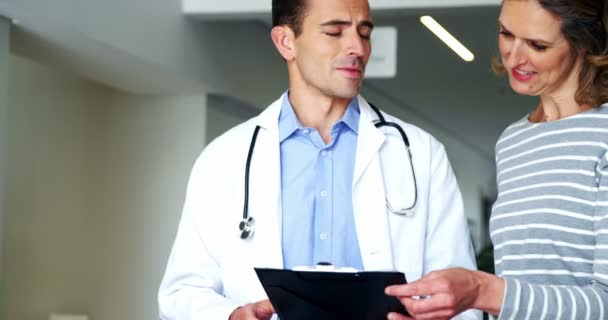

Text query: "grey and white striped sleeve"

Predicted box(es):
[497, 151, 608, 320]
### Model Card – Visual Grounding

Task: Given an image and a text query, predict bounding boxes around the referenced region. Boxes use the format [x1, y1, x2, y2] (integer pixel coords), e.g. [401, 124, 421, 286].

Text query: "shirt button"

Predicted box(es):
[320, 190, 328, 197]
[302, 129, 310, 134]
[320, 233, 328, 240]
[321, 150, 328, 157]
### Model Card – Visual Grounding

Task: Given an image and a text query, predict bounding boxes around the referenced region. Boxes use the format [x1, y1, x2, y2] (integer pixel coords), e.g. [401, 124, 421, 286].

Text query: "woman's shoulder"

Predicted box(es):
[565, 104, 608, 127]
[495, 115, 532, 150]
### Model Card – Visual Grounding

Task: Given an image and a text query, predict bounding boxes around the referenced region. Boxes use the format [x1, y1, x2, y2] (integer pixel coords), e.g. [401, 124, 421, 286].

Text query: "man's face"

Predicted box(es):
[289, 0, 373, 99]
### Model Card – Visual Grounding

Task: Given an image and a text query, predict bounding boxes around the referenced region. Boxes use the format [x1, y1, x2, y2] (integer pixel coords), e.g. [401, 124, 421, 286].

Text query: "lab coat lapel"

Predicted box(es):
[248, 96, 284, 268]
[352, 96, 395, 270]
[353, 96, 385, 185]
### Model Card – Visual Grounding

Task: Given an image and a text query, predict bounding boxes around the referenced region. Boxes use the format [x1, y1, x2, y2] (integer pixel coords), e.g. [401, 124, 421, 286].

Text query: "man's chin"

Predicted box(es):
[328, 85, 362, 99]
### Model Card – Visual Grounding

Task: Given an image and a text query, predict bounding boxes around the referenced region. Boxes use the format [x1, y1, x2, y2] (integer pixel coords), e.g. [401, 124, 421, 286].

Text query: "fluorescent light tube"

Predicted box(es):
[420, 15, 475, 62]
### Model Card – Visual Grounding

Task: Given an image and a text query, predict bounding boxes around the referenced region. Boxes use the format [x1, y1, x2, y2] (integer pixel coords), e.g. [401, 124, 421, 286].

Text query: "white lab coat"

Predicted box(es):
[158, 94, 481, 320]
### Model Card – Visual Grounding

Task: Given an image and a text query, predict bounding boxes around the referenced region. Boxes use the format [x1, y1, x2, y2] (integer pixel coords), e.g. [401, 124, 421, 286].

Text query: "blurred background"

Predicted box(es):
[0, 0, 532, 319]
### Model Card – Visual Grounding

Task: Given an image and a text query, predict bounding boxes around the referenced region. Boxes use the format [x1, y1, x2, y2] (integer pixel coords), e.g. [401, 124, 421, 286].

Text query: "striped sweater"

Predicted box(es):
[490, 104, 608, 319]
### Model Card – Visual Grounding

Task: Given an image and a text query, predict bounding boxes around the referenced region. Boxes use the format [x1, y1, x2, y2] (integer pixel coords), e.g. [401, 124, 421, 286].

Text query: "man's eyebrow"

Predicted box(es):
[320, 20, 351, 27]
[320, 20, 374, 29]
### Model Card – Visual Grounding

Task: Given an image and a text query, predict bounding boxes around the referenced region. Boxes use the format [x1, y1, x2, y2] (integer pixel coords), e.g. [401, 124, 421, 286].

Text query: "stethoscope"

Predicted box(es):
[239, 103, 418, 239]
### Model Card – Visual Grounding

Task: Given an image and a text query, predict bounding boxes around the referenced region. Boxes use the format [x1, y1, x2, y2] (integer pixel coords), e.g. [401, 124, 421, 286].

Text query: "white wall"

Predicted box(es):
[3, 55, 206, 320]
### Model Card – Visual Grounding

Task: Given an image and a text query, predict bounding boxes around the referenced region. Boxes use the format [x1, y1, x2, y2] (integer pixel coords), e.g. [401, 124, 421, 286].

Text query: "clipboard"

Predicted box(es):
[255, 267, 409, 320]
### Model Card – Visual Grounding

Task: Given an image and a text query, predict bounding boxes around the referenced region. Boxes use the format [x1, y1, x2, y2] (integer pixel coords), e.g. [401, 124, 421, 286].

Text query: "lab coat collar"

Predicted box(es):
[353, 96, 386, 186]
[254, 93, 386, 186]
[253, 93, 285, 131]
[255, 92, 369, 133]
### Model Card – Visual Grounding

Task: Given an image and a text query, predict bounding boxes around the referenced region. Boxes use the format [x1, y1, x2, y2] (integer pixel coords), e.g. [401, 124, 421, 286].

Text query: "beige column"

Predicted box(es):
[0, 15, 10, 320]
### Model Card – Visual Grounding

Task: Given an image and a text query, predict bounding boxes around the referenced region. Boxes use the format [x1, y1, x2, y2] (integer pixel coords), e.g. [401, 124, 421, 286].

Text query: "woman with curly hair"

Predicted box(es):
[386, 1, 608, 319]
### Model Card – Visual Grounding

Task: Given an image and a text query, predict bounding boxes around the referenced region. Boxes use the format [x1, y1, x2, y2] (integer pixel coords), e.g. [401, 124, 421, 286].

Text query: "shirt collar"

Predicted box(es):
[341, 98, 360, 134]
[278, 92, 360, 143]
[278, 93, 301, 142]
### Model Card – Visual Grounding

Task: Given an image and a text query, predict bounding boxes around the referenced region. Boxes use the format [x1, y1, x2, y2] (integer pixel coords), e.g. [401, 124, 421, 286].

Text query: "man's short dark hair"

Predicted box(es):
[272, 0, 308, 37]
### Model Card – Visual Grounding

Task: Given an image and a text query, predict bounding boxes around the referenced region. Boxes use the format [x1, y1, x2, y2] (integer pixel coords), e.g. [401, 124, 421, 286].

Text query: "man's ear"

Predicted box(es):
[271, 26, 296, 61]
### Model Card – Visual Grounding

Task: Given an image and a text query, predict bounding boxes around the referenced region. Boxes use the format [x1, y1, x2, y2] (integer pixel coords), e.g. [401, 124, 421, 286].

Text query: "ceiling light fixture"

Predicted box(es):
[420, 15, 474, 62]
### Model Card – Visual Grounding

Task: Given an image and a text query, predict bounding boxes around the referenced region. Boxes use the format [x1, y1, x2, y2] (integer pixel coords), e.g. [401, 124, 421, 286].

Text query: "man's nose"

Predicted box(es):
[347, 33, 366, 57]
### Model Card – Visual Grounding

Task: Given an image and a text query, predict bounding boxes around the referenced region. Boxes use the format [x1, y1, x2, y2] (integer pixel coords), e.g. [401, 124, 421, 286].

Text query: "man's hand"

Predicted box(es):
[229, 300, 275, 320]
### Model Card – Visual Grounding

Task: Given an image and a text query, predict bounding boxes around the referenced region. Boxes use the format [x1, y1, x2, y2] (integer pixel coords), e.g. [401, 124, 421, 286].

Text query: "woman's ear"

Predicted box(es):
[271, 25, 296, 61]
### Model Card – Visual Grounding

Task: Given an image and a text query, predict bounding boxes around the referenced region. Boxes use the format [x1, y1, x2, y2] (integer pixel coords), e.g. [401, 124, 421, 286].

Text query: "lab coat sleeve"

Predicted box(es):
[158, 152, 240, 320]
[424, 137, 482, 320]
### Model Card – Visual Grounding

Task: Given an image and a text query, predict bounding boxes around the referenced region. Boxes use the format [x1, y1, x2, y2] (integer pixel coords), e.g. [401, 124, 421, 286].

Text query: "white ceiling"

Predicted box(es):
[182, 0, 501, 18]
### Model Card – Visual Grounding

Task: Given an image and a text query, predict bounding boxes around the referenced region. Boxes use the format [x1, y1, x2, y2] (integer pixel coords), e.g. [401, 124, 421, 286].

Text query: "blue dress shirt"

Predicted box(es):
[279, 93, 364, 270]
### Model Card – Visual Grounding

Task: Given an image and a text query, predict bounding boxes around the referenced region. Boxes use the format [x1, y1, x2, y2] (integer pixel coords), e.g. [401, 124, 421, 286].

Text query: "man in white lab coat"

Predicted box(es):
[158, 0, 480, 319]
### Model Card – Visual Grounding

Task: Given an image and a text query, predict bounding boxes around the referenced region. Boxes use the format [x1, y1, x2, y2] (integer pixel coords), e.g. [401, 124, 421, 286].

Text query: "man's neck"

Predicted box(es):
[288, 90, 353, 144]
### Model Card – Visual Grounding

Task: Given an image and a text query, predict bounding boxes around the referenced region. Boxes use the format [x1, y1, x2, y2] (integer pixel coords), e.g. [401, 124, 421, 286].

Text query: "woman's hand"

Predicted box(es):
[385, 268, 504, 319]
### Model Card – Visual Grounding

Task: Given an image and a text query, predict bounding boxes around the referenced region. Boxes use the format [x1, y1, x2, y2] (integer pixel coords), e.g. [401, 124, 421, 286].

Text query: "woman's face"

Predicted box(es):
[498, 0, 582, 97]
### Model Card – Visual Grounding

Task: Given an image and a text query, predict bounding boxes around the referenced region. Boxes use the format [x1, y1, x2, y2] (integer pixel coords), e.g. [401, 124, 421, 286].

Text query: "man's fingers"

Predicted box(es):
[254, 300, 275, 318]
[255, 299, 274, 311]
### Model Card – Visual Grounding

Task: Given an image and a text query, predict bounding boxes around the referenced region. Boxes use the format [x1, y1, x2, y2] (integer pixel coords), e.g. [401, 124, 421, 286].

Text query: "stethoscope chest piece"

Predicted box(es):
[239, 216, 256, 239]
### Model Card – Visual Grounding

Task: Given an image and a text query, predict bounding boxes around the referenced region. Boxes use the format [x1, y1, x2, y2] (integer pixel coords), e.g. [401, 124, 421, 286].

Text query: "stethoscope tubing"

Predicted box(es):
[240, 125, 261, 239]
[369, 103, 417, 212]
[243, 126, 261, 221]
